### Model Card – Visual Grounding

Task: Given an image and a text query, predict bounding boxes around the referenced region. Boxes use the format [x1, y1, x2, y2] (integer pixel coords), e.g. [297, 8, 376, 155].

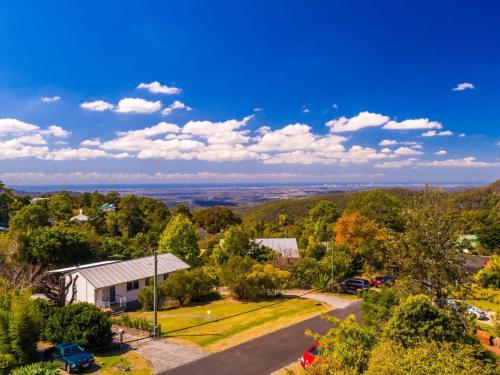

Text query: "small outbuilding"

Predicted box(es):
[254, 238, 300, 259]
[70, 208, 89, 222]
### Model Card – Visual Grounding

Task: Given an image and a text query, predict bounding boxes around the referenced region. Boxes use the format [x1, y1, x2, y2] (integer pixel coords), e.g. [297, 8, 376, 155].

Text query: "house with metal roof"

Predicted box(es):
[56, 253, 189, 310]
[98, 203, 116, 212]
[254, 238, 300, 258]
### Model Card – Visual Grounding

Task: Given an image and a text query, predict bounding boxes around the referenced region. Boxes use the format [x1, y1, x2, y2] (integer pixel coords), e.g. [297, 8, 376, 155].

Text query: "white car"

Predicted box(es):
[466, 305, 487, 319]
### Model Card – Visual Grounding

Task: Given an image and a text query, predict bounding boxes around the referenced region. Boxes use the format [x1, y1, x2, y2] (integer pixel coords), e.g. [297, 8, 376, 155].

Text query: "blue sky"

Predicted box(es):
[0, 0, 498, 184]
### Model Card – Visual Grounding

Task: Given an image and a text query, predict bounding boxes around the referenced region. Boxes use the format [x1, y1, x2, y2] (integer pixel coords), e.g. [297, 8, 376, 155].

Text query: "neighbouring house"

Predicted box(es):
[466, 255, 489, 273]
[70, 208, 89, 222]
[98, 203, 116, 212]
[47, 253, 189, 311]
[30, 197, 50, 204]
[254, 238, 300, 259]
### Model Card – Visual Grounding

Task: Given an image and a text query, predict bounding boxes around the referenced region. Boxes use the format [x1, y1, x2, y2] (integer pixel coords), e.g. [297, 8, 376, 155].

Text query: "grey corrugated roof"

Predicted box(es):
[255, 238, 299, 258]
[77, 253, 190, 289]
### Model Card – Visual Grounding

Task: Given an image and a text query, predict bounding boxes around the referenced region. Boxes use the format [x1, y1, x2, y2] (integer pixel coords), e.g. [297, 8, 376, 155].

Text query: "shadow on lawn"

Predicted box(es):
[160, 291, 320, 337]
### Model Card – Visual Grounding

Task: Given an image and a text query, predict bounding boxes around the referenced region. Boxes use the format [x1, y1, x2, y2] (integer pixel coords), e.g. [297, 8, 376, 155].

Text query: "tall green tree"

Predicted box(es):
[9, 204, 50, 232]
[387, 188, 468, 305]
[158, 215, 199, 265]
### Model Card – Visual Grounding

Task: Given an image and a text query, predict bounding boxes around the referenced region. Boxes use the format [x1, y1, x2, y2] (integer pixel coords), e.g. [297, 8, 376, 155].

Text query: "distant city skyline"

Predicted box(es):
[0, 1, 498, 184]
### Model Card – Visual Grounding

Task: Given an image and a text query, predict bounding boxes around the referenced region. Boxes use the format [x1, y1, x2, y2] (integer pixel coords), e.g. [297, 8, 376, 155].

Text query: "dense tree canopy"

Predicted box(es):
[194, 206, 242, 234]
[158, 214, 200, 265]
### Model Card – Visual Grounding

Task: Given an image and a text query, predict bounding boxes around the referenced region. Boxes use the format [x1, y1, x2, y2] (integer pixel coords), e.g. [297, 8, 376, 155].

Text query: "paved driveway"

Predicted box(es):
[121, 331, 208, 374]
[161, 299, 361, 375]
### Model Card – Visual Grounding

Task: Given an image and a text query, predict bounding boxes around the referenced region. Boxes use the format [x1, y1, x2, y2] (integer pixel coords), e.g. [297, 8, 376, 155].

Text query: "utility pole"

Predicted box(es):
[153, 250, 158, 339]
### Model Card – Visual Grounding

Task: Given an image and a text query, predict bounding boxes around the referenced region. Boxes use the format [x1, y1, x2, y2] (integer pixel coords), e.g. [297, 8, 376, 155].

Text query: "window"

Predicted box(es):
[163, 274, 168, 281]
[126, 280, 139, 291]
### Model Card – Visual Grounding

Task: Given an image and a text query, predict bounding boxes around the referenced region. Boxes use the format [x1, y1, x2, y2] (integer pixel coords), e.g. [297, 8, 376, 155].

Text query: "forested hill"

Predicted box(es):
[240, 181, 499, 226]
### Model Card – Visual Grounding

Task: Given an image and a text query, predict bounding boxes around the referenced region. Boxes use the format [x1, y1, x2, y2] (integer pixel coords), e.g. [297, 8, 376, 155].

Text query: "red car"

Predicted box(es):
[372, 275, 394, 287]
[300, 342, 320, 368]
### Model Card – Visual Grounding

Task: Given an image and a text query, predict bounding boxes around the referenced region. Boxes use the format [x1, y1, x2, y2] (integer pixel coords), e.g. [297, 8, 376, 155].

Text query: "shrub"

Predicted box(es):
[162, 270, 193, 306]
[0, 353, 15, 370]
[138, 284, 166, 311]
[362, 288, 399, 331]
[11, 362, 59, 375]
[384, 295, 476, 348]
[289, 258, 326, 288]
[112, 315, 149, 331]
[44, 303, 112, 348]
[220, 256, 290, 300]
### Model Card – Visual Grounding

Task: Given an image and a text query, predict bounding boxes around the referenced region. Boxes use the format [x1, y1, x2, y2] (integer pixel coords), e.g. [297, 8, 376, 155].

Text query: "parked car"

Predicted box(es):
[467, 305, 487, 319]
[372, 275, 394, 287]
[51, 343, 95, 373]
[446, 299, 488, 320]
[300, 342, 320, 368]
[339, 278, 370, 294]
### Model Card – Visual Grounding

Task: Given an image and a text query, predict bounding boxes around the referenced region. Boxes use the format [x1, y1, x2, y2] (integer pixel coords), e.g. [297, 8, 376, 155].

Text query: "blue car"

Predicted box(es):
[52, 343, 95, 373]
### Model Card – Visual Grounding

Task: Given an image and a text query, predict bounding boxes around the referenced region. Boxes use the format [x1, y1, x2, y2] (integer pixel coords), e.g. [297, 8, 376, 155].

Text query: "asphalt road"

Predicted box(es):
[160, 300, 361, 375]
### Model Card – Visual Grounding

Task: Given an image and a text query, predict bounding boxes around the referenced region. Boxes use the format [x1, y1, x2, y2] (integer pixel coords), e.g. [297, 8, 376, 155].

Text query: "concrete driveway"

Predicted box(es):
[120, 331, 208, 374]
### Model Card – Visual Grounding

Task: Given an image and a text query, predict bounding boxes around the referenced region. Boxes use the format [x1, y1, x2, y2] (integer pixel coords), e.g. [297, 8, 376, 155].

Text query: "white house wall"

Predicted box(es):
[66, 272, 95, 304]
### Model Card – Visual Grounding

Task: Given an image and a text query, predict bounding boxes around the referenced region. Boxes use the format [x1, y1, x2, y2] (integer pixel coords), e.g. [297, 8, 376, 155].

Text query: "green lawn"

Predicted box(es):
[469, 288, 500, 314]
[128, 296, 329, 352]
[80, 351, 152, 375]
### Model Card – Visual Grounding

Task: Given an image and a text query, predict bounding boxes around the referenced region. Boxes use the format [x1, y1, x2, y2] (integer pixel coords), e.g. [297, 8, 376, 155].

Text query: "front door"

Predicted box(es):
[109, 286, 116, 303]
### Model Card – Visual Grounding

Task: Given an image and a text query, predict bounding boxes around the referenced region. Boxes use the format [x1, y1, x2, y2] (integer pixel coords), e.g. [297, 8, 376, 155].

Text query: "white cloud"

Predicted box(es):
[16, 134, 47, 145]
[458, 133, 466, 137]
[376, 157, 498, 169]
[250, 124, 319, 152]
[41, 96, 61, 103]
[332, 104, 338, 109]
[421, 130, 453, 137]
[379, 139, 398, 146]
[327, 112, 390, 133]
[253, 107, 263, 112]
[452, 82, 475, 91]
[380, 148, 392, 153]
[162, 100, 193, 116]
[301, 106, 310, 114]
[80, 100, 114, 111]
[0, 118, 39, 134]
[44, 148, 131, 161]
[115, 98, 162, 114]
[43, 125, 71, 138]
[383, 118, 442, 130]
[394, 146, 423, 156]
[81, 138, 102, 147]
[137, 81, 181, 95]
[434, 150, 447, 155]
[183, 116, 253, 145]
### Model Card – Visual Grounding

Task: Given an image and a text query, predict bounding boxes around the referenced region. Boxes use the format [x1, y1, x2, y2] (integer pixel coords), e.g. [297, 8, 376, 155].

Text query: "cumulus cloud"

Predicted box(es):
[44, 148, 130, 161]
[115, 98, 162, 114]
[383, 118, 443, 130]
[41, 96, 61, 103]
[421, 130, 453, 137]
[394, 146, 424, 156]
[452, 82, 475, 91]
[253, 107, 263, 112]
[327, 112, 390, 133]
[0, 118, 39, 134]
[379, 139, 398, 146]
[43, 125, 71, 137]
[81, 138, 102, 147]
[80, 100, 114, 111]
[301, 106, 310, 114]
[458, 133, 466, 138]
[183, 115, 253, 145]
[137, 81, 181, 95]
[162, 101, 193, 116]
[434, 150, 447, 155]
